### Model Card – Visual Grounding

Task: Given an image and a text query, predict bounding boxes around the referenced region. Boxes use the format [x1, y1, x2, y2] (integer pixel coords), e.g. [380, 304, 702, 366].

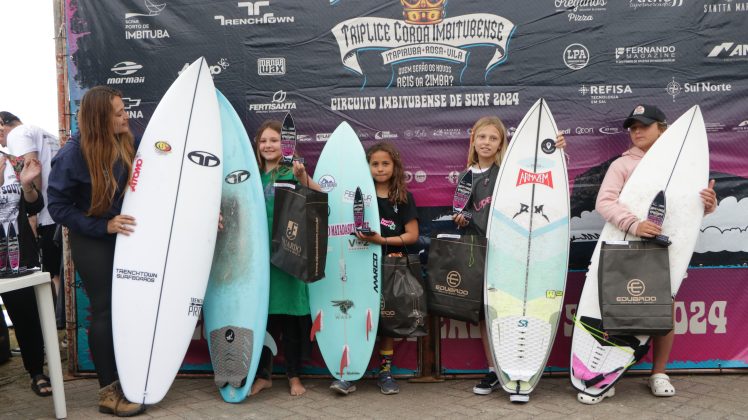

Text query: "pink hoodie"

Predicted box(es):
[595, 146, 714, 237]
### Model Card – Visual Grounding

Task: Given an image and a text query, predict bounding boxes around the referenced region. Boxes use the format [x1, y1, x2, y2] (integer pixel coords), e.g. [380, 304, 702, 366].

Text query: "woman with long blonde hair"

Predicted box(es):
[48, 86, 145, 417]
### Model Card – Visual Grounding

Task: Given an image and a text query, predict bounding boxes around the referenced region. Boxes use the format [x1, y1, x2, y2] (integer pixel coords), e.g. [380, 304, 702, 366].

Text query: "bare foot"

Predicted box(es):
[289, 377, 306, 396]
[250, 378, 272, 396]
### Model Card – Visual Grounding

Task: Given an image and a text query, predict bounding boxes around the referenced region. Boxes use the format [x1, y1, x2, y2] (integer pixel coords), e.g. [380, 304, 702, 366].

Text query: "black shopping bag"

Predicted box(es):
[598, 240, 672, 336]
[425, 234, 486, 323]
[380, 254, 428, 338]
[271, 184, 328, 283]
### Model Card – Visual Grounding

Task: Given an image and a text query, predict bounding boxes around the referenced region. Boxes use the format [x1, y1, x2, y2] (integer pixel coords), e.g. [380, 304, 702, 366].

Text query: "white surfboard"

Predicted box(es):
[570, 106, 709, 397]
[485, 99, 570, 402]
[112, 57, 223, 405]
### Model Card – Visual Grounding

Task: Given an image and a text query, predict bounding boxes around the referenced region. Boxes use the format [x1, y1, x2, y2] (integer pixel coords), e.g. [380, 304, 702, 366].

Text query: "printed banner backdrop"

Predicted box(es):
[66, 0, 748, 374]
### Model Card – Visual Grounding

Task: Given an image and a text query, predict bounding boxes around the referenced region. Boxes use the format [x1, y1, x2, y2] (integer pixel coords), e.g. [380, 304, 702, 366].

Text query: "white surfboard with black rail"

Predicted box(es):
[112, 57, 223, 405]
[485, 98, 570, 402]
[570, 106, 709, 397]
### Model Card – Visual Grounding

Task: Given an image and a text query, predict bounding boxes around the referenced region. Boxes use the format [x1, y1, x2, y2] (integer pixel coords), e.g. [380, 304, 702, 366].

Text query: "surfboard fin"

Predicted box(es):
[263, 331, 277, 356]
[339, 345, 349, 377]
[310, 310, 323, 341]
[366, 309, 373, 341]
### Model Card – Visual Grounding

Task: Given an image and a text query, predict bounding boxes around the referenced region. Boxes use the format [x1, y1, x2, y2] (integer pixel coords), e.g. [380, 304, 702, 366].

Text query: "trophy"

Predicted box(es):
[646, 190, 671, 247]
[452, 171, 473, 221]
[281, 112, 301, 165]
[352, 187, 373, 235]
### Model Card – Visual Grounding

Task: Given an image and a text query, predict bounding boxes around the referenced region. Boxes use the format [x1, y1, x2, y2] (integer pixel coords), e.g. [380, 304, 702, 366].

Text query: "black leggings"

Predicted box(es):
[257, 314, 310, 380]
[1, 287, 44, 379]
[69, 230, 117, 388]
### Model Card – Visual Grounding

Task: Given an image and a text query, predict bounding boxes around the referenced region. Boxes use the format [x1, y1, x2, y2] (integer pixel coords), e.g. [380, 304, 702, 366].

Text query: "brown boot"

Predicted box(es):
[98, 380, 146, 417]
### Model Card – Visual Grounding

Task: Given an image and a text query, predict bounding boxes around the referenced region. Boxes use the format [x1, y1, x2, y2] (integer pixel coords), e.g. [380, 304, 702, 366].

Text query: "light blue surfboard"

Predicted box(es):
[309, 122, 381, 381]
[485, 99, 570, 402]
[203, 90, 269, 403]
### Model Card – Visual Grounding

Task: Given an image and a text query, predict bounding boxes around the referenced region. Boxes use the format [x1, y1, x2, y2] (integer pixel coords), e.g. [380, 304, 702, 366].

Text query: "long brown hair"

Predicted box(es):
[366, 142, 408, 204]
[78, 86, 135, 216]
[466, 116, 508, 169]
[254, 119, 291, 177]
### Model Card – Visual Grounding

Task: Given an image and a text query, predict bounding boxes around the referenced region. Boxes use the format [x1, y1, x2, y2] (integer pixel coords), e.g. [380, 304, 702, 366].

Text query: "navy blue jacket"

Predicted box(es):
[47, 133, 130, 239]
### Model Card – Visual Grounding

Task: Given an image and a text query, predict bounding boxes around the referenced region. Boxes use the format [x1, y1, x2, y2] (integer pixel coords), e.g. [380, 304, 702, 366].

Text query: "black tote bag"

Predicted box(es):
[425, 234, 486, 323]
[270, 183, 328, 283]
[598, 240, 673, 336]
[380, 253, 428, 338]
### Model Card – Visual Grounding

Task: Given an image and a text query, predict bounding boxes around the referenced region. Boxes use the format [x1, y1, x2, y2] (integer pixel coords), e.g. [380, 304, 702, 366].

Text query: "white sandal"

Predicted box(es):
[649, 373, 675, 397]
[577, 387, 615, 405]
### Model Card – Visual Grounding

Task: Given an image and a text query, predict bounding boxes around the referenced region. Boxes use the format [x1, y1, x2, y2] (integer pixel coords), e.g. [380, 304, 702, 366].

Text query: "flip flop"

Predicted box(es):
[31, 374, 52, 397]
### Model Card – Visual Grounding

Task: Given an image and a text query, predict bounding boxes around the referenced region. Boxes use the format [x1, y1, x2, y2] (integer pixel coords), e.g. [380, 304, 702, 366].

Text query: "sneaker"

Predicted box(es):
[649, 373, 675, 397]
[577, 387, 615, 405]
[329, 379, 356, 395]
[377, 372, 400, 395]
[472, 371, 500, 395]
[10, 347, 21, 356]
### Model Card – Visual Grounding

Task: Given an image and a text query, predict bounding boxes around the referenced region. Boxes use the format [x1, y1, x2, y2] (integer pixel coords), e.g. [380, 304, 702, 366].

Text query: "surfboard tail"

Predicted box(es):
[310, 310, 323, 341]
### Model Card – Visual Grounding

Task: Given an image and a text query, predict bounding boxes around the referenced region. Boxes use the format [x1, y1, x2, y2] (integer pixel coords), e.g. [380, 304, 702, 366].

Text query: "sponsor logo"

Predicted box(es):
[381, 218, 397, 231]
[432, 128, 464, 138]
[615, 45, 676, 64]
[225, 329, 235, 343]
[108, 62, 145, 84]
[124, 0, 170, 40]
[599, 127, 620, 135]
[575, 127, 594, 134]
[130, 158, 144, 191]
[215, 1, 296, 26]
[512, 203, 550, 222]
[115, 268, 157, 282]
[734, 120, 748, 132]
[347, 237, 370, 251]
[666, 77, 733, 102]
[704, 2, 748, 13]
[178, 58, 230, 76]
[405, 170, 414, 183]
[372, 253, 379, 293]
[563, 43, 589, 70]
[707, 42, 748, 61]
[518, 157, 555, 170]
[616, 278, 657, 302]
[331, 2, 515, 88]
[517, 168, 554, 188]
[380, 295, 395, 317]
[446, 271, 461, 288]
[415, 170, 427, 183]
[328, 222, 371, 236]
[188, 298, 203, 317]
[445, 170, 459, 185]
[546, 290, 564, 299]
[187, 151, 221, 167]
[343, 189, 373, 206]
[248, 90, 297, 113]
[297, 134, 312, 142]
[318, 175, 337, 192]
[627, 279, 645, 296]
[258, 57, 286, 76]
[122, 97, 143, 119]
[332, 300, 354, 319]
[225, 170, 250, 184]
[375, 130, 398, 140]
[555, 0, 608, 22]
[154, 141, 171, 153]
[286, 220, 299, 241]
[315, 133, 331, 142]
[578, 84, 633, 104]
[541, 139, 556, 154]
[629, 0, 683, 9]
[436, 270, 468, 296]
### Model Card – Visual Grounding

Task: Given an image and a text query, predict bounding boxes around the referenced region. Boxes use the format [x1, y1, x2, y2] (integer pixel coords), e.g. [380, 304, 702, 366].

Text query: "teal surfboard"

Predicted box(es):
[309, 122, 381, 381]
[203, 90, 269, 403]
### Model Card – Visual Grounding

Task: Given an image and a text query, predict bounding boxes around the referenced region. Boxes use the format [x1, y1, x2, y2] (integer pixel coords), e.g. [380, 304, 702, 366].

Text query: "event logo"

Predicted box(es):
[178, 58, 230, 76]
[214, 1, 295, 26]
[704, 2, 748, 13]
[331, 3, 515, 87]
[707, 42, 748, 61]
[248, 90, 297, 113]
[258, 57, 286, 76]
[563, 43, 589, 70]
[122, 97, 143, 119]
[629, 0, 683, 9]
[578, 84, 633, 104]
[666, 77, 733, 102]
[124, 0, 170, 40]
[554, 0, 608, 22]
[108, 62, 145, 84]
[615, 45, 676, 64]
